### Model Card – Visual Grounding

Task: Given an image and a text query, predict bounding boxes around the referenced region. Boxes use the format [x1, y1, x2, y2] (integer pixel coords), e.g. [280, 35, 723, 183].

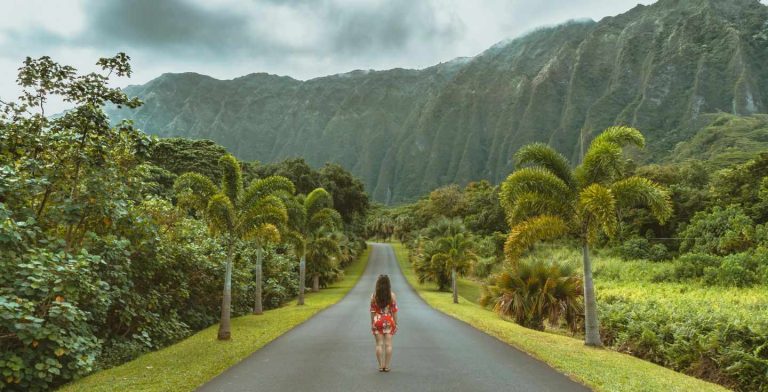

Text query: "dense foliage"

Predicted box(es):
[381, 124, 768, 389]
[0, 55, 368, 390]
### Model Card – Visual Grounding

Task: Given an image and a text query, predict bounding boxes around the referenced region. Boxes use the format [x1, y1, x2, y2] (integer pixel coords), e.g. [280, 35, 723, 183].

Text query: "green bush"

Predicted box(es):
[679, 206, 755, 255]
[617, 237, 669, 262]
[0, 207, 105, 391]
[673, 251, 765, 287]
[672, 253, 722, 281]
[703, 253, 759, 287]
[600, 297, 768, 391]
[617, 237, 652, 260]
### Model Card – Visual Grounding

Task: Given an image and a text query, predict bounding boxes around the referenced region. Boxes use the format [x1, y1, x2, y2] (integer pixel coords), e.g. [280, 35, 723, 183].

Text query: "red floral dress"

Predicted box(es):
[370, 293, 398, 335]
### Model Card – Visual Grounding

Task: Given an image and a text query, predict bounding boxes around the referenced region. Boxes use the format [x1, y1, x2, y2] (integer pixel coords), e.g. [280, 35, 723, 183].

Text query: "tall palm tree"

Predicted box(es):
[306, 228, 342, 291]
[173, 155, 292, 340]
[245, 176, 296, 315]
[499, 126, 672, 346]
[284, 188, 342, 305]
[431, 232, 476, 303]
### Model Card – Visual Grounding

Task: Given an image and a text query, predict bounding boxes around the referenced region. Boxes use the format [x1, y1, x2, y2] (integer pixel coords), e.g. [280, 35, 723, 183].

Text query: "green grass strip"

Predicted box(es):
[392, 243, 729, 392]
[60, 246, 371, 392]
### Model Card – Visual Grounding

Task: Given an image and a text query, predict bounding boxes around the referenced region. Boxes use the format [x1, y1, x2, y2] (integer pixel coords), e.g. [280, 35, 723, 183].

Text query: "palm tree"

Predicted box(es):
[173, 154, 292, 340]
[481, 259, 583, 332]
[245, 176, 296, 315]
[431, 232, 476, 303]
[284, 188, 342, 305]
[306, 228, 342, 291]
[499, 126, 672, 346]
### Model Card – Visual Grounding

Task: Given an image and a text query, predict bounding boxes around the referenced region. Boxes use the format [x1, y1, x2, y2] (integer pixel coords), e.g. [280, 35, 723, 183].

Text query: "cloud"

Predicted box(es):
[3, 0, 767, 114]
[324, 0, 464, 55]
[81, 0, 267, 56]
[71, 0, 464, 60]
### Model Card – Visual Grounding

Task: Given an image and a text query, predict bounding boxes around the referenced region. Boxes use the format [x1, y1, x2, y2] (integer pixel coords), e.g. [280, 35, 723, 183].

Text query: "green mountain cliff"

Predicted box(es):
[108, 0, 768, 202]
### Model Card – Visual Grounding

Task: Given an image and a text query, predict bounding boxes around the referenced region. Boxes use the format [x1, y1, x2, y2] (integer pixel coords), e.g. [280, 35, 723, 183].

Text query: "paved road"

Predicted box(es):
[198, 243, 590, 392]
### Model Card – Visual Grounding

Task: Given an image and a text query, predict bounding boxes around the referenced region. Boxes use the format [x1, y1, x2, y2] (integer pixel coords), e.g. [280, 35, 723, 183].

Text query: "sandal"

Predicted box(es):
[378, 367, 385, 372]
[383, 367, 391, 372]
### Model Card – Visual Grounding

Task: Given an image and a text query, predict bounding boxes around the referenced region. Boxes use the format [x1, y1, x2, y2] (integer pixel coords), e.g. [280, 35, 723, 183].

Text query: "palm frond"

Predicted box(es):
[578, 139, 623, 185]
[515, 143, 575, 189]
[281, 229, 306, 255]
[244, 223, 281, 244]
[206, 193, 236, 235]
[591, 126, 645, 149]
[506, 192, 571, 226]
[240, 196, 288, 233]
[305, 187, 333, 217]
[504, 215, 568, 266]
[242, 175, 295, 207]
[218, 154, 243, 206]
[579, 126, 644, 184]
[173, 172, 218, 212]
[578, 183, 618, 240]
[611, 176, 673, 223]
[309, 207, 342, 232]
[499, 167, 573, 214]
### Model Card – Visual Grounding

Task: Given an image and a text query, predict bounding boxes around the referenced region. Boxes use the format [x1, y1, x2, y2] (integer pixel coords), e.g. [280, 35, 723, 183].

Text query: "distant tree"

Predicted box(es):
[319, 163, 370, 226]
[283, 188, 342, 304]
[431, 232, 476, 303]
[427, 184, 466, 218]
[499, 127, 672, 346]
[148, 138, 228, 180]
[679, 205, 755, 256]
[255, 158, 321, 195]
[711, 153, 768, 224]
[462, 180, 507, 235]
[413, 218, 466, 291]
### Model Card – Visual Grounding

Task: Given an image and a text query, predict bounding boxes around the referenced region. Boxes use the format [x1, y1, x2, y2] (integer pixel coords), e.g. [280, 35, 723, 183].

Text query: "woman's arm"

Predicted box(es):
[392, 292, 398, 326]
[370, 296, 376, 327]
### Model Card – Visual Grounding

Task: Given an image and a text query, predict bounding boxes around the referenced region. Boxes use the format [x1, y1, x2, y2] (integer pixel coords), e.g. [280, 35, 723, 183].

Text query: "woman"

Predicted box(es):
[370, 274, 398, 372]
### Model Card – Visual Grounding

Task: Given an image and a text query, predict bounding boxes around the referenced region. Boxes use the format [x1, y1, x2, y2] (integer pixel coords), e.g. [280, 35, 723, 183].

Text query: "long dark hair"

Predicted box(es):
[375, 274, 392, 309]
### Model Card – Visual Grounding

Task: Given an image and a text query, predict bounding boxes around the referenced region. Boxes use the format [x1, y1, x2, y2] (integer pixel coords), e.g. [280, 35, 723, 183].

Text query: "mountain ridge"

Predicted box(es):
[108, 0, 768, 203]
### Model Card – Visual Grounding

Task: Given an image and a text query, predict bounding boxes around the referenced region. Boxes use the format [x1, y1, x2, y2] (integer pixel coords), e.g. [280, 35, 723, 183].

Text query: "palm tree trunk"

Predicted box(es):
[312, 274, 320, 292]
[253, 247, 264, 315]
[298, 255, 306, 305]
[217, 241, 235, 340]
[452, 267, 458, 304]
[582, 242, 602, 347]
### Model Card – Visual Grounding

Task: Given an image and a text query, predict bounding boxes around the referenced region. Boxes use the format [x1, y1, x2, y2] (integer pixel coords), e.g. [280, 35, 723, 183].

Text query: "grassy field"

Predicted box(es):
[392, 243, 731, 392]
[59, 246, 371, 392]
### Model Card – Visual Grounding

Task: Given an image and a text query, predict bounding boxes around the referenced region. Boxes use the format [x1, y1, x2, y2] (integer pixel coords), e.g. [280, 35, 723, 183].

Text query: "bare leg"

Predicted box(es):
[383, 334, 393, 369]
[374, 334, 384, 369]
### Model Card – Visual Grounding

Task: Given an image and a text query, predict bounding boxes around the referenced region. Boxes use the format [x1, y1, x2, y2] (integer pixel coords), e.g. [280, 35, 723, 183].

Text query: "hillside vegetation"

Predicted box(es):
[107, 0, 768, 202]
[0, 55, 370, 390]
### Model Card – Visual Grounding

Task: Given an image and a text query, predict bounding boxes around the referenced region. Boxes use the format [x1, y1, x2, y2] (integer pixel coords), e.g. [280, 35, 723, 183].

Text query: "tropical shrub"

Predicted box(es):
[481, 259, 583, 332]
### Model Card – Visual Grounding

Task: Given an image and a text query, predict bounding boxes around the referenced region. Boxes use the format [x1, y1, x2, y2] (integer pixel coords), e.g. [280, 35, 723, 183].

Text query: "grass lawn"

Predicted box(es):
[392, 243, 730, 392]
[59, 246, 371, 392]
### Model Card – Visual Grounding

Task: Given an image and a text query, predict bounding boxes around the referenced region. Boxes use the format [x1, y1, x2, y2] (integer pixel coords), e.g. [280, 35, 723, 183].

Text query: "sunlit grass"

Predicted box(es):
[59, 246, 371, 392]
[392, 243, 729, 392]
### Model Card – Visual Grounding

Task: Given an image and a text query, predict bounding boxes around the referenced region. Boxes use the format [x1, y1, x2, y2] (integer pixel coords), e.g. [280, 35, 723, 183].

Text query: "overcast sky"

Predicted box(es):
[0, 0, 733, 112]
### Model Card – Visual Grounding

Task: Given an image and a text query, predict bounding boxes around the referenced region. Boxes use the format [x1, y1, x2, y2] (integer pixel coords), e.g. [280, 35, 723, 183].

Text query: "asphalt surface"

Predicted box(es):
[198, 243, 590, 392]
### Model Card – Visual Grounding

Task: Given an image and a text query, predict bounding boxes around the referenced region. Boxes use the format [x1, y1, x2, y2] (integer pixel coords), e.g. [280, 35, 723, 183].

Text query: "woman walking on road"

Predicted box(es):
[371, 274, 398, 372]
